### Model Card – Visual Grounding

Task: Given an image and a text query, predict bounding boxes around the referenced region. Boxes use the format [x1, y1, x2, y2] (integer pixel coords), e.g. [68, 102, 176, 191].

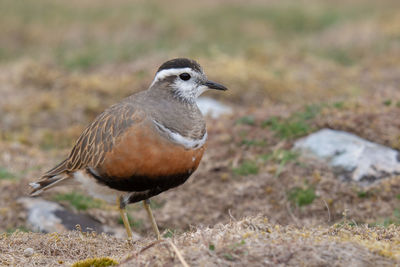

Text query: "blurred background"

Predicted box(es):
[0, 0, 400, 236]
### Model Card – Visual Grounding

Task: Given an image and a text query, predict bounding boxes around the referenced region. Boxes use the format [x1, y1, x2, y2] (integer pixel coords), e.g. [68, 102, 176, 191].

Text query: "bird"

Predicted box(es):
[29, 58, 227, 240]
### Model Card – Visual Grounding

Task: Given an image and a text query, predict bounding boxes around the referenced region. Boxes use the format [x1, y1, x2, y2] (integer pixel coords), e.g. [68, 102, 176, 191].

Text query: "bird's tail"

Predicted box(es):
[29, 174, 71, 196]
[29, 159, 72, 196]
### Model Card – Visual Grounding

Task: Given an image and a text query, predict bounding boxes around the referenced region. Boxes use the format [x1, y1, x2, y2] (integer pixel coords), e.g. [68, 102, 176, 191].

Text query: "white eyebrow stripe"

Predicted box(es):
[150, 67, 194, 87]
[152, 120, 207, 149]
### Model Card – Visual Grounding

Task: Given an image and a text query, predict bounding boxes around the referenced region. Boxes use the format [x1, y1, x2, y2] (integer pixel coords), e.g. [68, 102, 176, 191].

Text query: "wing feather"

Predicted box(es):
[41, 103, 144, 176]
[68, 104, 143, 171]
[30, 99, 145, 196]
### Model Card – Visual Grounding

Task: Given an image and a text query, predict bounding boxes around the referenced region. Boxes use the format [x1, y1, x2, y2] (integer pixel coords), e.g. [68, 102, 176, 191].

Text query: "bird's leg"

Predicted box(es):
[117, 196, 133, 240]
[143, 199, 161, 240]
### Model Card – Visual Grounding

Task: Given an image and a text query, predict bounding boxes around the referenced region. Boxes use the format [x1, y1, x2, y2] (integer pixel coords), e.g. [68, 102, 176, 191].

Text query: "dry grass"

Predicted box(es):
[1, 216, 399, 266]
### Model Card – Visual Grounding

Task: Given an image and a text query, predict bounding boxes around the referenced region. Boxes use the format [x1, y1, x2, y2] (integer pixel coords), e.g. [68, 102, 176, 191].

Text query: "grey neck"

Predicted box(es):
[141, 89, 206, 140]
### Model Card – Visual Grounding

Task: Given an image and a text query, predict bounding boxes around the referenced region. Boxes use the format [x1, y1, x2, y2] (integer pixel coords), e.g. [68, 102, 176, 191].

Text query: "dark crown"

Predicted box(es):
[157, 58, 203, 73]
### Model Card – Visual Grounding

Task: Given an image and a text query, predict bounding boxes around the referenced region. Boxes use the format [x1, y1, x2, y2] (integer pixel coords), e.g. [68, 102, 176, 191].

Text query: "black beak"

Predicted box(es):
[204, 80, 228, 91]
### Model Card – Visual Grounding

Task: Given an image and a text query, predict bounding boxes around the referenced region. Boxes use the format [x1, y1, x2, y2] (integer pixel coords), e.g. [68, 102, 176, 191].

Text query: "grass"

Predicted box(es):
[382, 210, 400, 227]
[288, 186, 316, 207]
[357, 191, 371, 199]
[162, 229, 176, 238]
[241, 138, 267, 147]
[262, 105, 321, 139]
[39, 131, 73, 150]
[317, 47, 356, 66]
[333, 101, 345, 109]
[383, 99, 392, 106]
[232, 160, 259, 176]
[0, 167, 15, 180]
[235, 115, 256, 126]
[71, 257, 118, 267]
[149, 199, 165, 210]
[209, 243, 215, 251]
[260, 149, 299, 177]
[0, 0, 380, 70]
[53, 192, 103, 211]
[6, 226, 29, 235]
[261, 149, 299, 164]
[369, 210, 400, 227]
[384, 209, 400, 226]
[117, 213, 143, 230]
[55, 42, 151, 70]
[263, 116, 310, 139]
[2, 216, 399, 266]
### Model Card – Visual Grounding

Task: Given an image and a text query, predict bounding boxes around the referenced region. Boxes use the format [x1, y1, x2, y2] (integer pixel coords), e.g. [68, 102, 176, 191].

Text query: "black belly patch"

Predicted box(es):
[86, 167, 192, 201]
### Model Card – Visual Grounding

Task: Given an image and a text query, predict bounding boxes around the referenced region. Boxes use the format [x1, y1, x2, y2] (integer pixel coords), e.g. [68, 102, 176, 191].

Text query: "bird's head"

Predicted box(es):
[149, 58, 227, 103]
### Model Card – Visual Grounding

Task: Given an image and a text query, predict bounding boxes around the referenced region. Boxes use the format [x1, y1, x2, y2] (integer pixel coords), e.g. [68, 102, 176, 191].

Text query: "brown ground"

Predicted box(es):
[1, 216, 399, 266]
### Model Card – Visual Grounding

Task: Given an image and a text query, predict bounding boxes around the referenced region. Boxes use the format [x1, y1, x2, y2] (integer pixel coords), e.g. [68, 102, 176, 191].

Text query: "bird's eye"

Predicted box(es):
[179, 73, 191, 81]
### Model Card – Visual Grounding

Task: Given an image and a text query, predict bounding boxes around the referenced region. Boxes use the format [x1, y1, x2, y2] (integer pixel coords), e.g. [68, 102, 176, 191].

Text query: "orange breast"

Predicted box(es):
[100, 121, 205, 180]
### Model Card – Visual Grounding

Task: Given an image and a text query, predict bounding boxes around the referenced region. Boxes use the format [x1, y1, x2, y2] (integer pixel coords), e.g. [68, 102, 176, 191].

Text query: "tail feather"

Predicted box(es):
[44, 159, 69, 177]
[29, 174, 71, 196]
[30, 159, 72, 196]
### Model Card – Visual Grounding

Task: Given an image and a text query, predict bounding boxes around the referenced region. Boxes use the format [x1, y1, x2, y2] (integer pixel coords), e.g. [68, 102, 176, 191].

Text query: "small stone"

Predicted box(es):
[24, 248, 34, 257]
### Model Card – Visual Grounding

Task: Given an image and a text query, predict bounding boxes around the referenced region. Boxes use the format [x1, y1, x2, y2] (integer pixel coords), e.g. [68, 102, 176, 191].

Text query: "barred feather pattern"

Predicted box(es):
[67, 106, 137, 170]
[69, 104, 142, 170]
[30, 103, 143, 195]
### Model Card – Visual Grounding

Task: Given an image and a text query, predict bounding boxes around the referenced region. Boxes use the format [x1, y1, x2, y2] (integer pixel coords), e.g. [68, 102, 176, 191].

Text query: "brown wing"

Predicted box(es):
[66, 103, 145, 171]
[42, 103, 145, 178]
[29, 102, 145, 196]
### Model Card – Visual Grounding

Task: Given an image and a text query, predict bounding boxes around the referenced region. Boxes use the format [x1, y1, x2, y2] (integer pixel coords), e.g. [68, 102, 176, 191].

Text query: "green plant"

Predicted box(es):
[149, 199, 166, 210]
[288, 186, 316, 206]
[383, 99, 392, 106]
[71, 257, 118, 267]
[384, 209, 400, 226]
[318, 48, 355, 66]
[163, 229, 175, 238]
[241, 138, 267, 147]
[53, 192, 102, 211]
[260, 149, 299, 177]
[357, 191, 370, 198]
[299, 104, 321, 120]
[223, 253, 235, 261]
[261, 149, 298, 164]
[236, 115, 256, 126]
[117, 213, 143, 229]
[262, 117, 309, 139]
[262, 105, 321, 140]
[0, 167, 15, 180]
[233, 160, 259, 176]
[333, 101, 344, 109]
[369, 209, 400, 227]
[6, 226, 29, 235]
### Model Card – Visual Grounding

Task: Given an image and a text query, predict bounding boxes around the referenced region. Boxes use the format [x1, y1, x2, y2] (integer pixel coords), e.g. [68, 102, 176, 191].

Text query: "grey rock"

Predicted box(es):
[18, 197, 139, 239]
[196, 97, 232, 119]
[293, 128, 400, 185]
[18, 198, 65, 233]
